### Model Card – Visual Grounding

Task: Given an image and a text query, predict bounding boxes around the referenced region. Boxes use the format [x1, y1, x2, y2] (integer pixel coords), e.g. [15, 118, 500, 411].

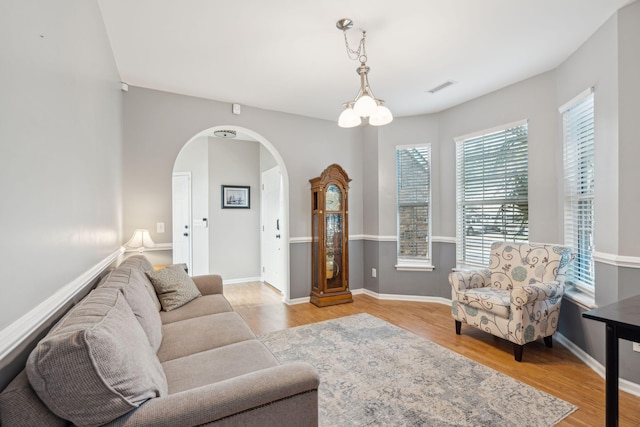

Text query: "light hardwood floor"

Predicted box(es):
[224, 281, 640, 426]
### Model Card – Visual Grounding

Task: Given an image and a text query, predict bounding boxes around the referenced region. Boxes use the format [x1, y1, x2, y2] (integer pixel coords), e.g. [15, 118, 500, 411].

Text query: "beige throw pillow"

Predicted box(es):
[146, 265, 201, 311]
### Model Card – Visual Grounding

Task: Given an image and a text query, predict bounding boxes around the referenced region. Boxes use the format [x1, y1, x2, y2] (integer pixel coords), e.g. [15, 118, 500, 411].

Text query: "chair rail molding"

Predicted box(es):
[0, 247, 124, 362]
[593, 251, 640, 268]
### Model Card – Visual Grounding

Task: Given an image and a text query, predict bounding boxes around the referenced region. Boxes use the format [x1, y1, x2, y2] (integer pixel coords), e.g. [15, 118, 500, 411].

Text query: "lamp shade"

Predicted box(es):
[353, 95, 378, 117]
[124, 229, 156, 251]
[369, 104, 393, 126]
[338, 107, 362, 128]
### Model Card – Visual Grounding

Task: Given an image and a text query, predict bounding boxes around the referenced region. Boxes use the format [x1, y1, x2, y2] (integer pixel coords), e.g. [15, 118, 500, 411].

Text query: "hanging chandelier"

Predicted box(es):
[336, 19, 393, 128]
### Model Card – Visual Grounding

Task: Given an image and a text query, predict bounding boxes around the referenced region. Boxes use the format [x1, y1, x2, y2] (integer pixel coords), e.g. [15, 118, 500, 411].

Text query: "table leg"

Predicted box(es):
[605, 324, 619, 427]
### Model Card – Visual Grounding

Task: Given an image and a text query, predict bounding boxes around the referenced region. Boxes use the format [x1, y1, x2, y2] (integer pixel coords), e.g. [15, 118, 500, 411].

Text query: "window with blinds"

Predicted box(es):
[455, 121, 529, 267]
[562, 89, 595, 291]
[396, 145, 431, 263]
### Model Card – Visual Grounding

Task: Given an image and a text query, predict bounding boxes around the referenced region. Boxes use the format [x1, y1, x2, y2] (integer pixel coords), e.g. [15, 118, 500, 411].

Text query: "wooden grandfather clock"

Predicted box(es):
[310, 164, 353, 307]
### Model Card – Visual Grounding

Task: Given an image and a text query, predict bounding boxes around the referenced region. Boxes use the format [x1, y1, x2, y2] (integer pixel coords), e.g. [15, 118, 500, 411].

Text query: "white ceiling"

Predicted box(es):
[97, 0, 635, 122]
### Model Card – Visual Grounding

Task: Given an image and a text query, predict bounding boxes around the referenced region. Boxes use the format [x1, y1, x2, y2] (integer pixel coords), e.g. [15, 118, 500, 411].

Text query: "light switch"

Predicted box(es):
[372, 268, 377, 278]
[157, 222, 165, 233]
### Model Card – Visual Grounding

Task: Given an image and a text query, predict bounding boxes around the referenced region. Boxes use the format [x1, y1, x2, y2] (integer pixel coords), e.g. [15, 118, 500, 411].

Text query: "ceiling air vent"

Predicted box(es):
[428, 81, 456, 94]
[213, 130, 237, 138]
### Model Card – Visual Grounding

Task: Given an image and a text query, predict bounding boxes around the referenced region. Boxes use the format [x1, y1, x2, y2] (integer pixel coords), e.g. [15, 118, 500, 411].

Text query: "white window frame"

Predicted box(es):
[455, 120, 529, 268]
[395, 144, 433, 271]
[561, 87, 595, 297]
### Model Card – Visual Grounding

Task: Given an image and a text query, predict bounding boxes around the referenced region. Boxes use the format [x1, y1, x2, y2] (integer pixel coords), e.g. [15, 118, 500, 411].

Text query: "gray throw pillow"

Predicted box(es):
[26, 287, 167, 426]
[146, 264, 202, 311]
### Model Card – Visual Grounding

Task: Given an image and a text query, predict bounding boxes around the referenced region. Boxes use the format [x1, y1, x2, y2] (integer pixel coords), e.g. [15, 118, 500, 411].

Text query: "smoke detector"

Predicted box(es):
[213, 130, 237, 138]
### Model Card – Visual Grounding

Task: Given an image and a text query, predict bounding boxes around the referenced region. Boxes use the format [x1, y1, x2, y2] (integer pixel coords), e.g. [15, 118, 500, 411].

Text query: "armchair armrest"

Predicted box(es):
[511, 281, 565, 307]
[106, 362, 319, 427]
[191, 274, 223, 295]
[448, 268, 491, 292]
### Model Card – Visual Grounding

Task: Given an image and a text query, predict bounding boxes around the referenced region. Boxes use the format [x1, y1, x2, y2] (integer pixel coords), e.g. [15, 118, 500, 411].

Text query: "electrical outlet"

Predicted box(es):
[633, 342, 640, 353]
[372, 268, 377, 278]
[157, 222, 165, 233]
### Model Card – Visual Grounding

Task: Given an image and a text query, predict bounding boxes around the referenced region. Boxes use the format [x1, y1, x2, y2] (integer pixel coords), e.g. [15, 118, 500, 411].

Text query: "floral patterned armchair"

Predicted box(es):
[449, 242, 573, 361]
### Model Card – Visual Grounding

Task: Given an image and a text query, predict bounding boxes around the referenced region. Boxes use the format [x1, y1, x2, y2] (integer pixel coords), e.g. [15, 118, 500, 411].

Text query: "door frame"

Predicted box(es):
[174, 126, 292, 302]
[261, 166, 285, 293]
[172, 171, 193, 274]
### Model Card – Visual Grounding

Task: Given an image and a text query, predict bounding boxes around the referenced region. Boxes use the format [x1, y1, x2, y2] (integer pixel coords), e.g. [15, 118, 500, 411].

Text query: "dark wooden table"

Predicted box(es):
[583, 294, 640, 427]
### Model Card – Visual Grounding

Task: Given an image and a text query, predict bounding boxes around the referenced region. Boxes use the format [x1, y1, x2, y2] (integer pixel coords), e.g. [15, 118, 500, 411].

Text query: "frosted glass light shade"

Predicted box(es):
[369, 104, 393, 126]
[124, 229, 156, 251]
[353, 95, 377, 117]
[338, 107, 362, 128]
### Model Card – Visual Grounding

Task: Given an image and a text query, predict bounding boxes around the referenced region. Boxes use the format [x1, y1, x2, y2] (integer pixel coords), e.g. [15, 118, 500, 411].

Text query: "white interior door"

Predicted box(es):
[261, 166, 285, 293]
[172, 172, 192, 273]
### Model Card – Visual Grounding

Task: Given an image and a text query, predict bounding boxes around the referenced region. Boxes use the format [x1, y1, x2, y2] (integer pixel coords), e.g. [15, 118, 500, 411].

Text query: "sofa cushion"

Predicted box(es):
[159, 294, 233, 324]
[157, 312, 256, 362]
[117, 257, 162, 311]
[457, 287, 511, 318]
[161, 340, 280, 394]
[100, 267, 163, 351]
[26, 287, 168, 427]
[146, 265, 202, 311]
[0, 371, 68, 427]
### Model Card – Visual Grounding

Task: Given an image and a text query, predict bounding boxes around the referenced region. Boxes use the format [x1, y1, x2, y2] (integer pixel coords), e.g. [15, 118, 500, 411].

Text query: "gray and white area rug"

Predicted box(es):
[259, 313, 576, 427]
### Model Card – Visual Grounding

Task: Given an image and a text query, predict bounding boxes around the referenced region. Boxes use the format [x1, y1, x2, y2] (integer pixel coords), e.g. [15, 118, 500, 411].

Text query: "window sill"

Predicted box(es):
[395, 263, 435, 272]
[564, 286, 596, 310]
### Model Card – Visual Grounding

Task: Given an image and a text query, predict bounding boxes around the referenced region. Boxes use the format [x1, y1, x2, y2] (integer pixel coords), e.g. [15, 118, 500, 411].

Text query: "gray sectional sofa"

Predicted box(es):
[0, 255, 319, 426]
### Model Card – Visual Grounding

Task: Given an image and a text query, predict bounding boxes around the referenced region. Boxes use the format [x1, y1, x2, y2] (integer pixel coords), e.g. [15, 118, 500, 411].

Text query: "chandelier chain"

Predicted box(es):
[342, 30, 368, 64]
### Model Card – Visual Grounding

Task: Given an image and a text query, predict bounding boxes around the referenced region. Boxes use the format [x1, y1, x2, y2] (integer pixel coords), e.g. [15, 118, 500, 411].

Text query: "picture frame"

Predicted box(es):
[221, 185, 250, 209]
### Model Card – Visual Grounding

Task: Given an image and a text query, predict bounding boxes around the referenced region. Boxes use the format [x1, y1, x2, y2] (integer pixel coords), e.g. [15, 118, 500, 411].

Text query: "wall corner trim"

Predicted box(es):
[0, 247, 124, 362]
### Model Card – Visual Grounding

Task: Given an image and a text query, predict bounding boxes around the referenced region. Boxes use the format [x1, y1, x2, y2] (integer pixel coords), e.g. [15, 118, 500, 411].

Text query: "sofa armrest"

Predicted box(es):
[105, 362, 319, 427]
[448, 268, 491, 292]
[511, 281, 565, 307]
[191, 274, 223, 295]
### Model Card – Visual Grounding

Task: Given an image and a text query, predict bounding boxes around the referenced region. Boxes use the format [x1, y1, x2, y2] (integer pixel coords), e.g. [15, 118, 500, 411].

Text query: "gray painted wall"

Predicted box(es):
[555, 2, 640, 384]
[438, 71, 559, 243]
[617, 1, 640, 257]
[122, 86, 365, 297]
[0, 0, 123, 330]
[209, 138, 261, 280]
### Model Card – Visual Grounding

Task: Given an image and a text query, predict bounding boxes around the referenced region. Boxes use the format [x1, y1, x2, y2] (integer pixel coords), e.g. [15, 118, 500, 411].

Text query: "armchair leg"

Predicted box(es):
[513, 344, 524, 362]
[455, 320, 461, 335]
[543, 335, 553, 348]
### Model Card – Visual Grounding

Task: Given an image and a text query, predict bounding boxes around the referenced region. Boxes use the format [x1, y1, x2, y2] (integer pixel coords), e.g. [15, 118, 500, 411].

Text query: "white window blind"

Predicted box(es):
[456, 122, 529, 267]
[396, 145, 431, 261]
[562, 89, 595, 290]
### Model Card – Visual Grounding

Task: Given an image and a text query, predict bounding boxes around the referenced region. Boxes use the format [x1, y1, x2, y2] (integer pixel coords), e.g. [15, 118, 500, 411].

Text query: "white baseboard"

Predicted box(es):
[285, 296, 311, 305]
[0, 248, 124, 363]
[223, 277, 262, 285]
[355, 288, 451, 306]
[555, 332, 640, 397]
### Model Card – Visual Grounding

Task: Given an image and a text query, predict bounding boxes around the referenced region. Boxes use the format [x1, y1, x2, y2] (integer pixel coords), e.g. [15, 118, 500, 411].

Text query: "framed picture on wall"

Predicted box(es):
[221, 185, 250, 209]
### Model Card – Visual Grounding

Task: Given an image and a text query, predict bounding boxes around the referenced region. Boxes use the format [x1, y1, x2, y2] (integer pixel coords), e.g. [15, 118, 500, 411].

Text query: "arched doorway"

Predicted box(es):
[172, 125, 291, 302]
